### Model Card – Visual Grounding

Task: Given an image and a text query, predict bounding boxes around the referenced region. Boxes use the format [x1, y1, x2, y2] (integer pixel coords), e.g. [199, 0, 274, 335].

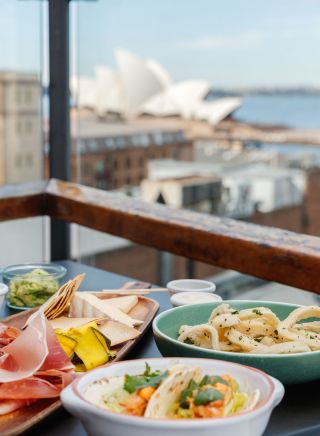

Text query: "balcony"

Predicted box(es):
[1, 178, 320, 295]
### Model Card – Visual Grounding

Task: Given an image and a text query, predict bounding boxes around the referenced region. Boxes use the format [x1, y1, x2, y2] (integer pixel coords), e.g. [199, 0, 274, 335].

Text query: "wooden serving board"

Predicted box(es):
[0, 294, 159, 436]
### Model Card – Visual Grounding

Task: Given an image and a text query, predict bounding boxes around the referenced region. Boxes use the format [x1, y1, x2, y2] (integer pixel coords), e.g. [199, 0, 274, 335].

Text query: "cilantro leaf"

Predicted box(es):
[252, 309, 263, 315]
[194, 387, 224, 406]
[124, 370, 169, 393]
[200, 375, 229, 387]
[180, 379, 199, 408]
[143, 362, 151, 376]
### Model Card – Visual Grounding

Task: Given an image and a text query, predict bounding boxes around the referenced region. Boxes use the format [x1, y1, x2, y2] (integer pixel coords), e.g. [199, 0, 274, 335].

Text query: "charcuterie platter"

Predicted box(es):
[0, 274, 159, 436]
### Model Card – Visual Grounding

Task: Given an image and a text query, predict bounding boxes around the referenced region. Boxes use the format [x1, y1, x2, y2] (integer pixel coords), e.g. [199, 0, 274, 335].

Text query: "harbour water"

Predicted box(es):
[233, 94, 320, 158]
[234, 94, 320, 130]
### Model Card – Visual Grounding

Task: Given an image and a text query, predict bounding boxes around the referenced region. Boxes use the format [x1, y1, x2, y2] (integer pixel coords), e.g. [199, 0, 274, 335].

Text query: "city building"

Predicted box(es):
[141, 176, 222, 214]
[0, 72, 42, 185]
[70, 115, 193, 189]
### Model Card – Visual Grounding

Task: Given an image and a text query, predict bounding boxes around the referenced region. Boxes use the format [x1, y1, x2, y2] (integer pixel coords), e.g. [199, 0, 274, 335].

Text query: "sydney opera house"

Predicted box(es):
[71, 49, 241, 125]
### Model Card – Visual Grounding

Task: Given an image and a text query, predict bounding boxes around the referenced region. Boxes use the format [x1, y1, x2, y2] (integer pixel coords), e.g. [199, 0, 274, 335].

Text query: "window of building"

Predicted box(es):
[95, 160, 105, 174]
[105, 137, 115, 149]
[115, 136, 127, 149]
[87, 138, 98, 151]
[153, 132, 164, 145]
[125, 157, 131, 169]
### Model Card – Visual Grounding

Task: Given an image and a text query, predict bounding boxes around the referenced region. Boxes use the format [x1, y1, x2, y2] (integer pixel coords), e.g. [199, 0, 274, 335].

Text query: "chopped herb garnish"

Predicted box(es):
[184, 337, 194, 345]
[194, 387, 223, 406]
[180, 379, 199, 408]
[200, 375, 229, 387]
[231, 310, 239, 315]
[124, 363, 169, 393]
[239, 336, 243, 341]
[252, 309, 263, 315]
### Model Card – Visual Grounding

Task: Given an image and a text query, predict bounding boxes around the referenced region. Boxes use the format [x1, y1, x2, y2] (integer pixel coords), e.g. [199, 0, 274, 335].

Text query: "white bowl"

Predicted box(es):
[170, 292, 223, 307]
[0, 283, 8, 309]
[167, 279, 216, 296]
[61, 358, 284, 436]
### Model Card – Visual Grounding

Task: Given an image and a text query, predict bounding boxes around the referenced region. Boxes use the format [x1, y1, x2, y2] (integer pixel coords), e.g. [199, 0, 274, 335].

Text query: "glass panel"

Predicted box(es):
[72, 1, 320, 289]
[0, 1, 47, 265]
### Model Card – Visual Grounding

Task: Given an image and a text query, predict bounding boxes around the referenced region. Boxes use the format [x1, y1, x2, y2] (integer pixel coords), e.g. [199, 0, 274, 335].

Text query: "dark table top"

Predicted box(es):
[1, 260, 319, 436]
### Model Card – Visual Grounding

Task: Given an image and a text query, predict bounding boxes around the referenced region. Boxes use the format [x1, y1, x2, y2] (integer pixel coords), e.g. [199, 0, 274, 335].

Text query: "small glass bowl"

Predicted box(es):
[2, 263, 67, 310]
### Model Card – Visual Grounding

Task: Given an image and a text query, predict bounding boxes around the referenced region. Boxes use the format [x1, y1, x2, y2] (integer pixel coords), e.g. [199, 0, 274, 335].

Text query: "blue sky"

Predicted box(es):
[1, 0, 320, 88]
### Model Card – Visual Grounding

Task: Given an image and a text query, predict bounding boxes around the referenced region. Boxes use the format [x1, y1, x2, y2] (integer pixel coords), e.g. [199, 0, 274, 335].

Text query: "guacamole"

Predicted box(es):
[7, 268, 59, 308]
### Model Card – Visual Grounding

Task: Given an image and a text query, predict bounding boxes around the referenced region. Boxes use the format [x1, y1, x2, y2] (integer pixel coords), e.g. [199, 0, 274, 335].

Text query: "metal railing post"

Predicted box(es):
[48, 0, 70, 260]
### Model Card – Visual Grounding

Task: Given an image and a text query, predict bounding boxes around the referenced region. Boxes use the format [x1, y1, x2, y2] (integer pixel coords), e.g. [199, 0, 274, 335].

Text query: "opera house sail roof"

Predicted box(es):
[71, 49, 241, 125]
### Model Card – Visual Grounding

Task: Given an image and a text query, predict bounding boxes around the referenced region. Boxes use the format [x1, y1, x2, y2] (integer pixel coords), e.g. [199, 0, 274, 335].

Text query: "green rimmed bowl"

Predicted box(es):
[153, 300, 320, 384]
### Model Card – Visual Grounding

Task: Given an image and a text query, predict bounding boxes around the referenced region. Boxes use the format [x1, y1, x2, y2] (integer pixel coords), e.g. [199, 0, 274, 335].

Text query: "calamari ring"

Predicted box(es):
[235, 319, 275, 337]
[238, 307, 280, 326]
[249, 341, 311, 354]
[278, 306, 320, 348]
[224, 328, 267, 352]
[210, 314, 240, 329]
[178, 324, 220, 350]
[294, 321, 320, 333]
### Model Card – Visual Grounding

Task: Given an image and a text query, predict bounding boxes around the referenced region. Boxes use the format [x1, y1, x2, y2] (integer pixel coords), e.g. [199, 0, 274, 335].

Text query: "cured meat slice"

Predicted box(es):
[36, 369, 76, 389]
[0, 311, 48, 382]
[39, 317, 73, 372]
[0, 326, 20, 348]
[0, 311, 73, 382]
[0, 376, 61, 399]
[0, 399, 36, 416]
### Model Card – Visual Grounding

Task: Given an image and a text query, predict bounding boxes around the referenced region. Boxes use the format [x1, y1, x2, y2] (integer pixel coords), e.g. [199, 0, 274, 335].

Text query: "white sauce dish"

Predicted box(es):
[167, 279, 216, 296]
[170, 291, 222, 307]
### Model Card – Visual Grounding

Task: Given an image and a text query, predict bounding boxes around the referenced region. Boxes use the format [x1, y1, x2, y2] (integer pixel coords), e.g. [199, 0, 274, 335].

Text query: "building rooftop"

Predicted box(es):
[72, 115, 187, 154]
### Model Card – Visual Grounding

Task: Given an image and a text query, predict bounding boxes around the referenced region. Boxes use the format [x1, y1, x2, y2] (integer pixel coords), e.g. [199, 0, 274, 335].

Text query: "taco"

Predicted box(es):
[83, 363, 260, 419]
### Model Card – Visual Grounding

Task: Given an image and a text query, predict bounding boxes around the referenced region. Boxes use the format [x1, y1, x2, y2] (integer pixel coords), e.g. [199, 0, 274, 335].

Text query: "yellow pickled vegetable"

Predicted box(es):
[74, 327, 109, 370]
[68, 321, 99, 340]
[74, 363, 87, 372]
[56, 333, 77, 358]
[92, 328, 116, 357]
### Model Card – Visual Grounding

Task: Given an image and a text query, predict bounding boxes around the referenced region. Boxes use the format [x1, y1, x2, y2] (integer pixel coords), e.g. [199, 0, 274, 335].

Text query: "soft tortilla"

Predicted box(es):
[145, 366, 202, 418]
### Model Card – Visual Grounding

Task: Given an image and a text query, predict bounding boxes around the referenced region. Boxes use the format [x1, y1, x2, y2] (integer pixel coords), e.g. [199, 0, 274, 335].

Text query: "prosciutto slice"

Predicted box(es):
[40, 317, 73, 372]
[0, 377, 60, 399]
[0, 399, 36, 415]
[0, 311, 73, 383]
[0, 311, 48, 382]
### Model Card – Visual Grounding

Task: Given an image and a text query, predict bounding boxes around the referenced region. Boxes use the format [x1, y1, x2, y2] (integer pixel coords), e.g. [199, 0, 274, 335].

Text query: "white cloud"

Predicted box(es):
[179, 22, 320, 52]
[179, 31, 264, 51]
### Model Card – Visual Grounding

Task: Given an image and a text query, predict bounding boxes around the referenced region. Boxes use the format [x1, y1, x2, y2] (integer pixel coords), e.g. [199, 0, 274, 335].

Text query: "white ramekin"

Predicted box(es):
[0, 283, 9, 309]
[170, 291, 223, 307]
[167, 279, 216, 296]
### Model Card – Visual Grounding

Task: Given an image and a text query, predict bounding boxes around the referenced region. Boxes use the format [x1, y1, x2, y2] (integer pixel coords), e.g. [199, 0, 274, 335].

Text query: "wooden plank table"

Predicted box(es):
[1, 260, 319, 436]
